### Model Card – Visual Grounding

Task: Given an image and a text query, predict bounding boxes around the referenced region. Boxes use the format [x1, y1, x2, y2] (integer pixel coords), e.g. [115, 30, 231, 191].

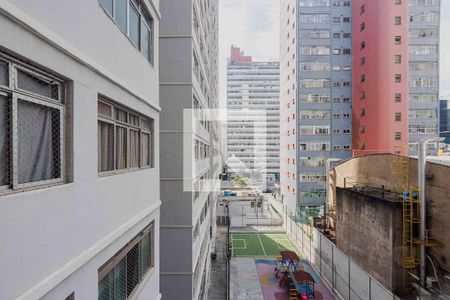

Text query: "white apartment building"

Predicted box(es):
[0, 0, 161, 299]
[159, 0, 221, 299]
[226, 46, 280, 180]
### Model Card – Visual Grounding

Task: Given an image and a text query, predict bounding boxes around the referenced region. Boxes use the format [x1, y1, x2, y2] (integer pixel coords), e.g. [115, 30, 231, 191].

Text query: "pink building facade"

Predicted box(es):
[352, 0, 410, 155]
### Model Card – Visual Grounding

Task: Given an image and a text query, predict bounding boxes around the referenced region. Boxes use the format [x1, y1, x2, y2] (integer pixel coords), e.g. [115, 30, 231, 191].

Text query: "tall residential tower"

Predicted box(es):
[226, 46, 280, 181]
[159, 0, 221, 299]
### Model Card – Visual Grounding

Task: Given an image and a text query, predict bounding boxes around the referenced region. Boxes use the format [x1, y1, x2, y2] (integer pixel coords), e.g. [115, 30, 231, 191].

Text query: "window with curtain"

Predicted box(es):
[98, 99, 153, 174]
[98, 223, 154, 300]
[0, 54, 65, 192]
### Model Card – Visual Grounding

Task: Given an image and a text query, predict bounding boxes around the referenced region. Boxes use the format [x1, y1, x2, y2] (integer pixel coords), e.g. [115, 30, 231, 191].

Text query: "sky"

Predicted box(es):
[219, 0, 450, 105]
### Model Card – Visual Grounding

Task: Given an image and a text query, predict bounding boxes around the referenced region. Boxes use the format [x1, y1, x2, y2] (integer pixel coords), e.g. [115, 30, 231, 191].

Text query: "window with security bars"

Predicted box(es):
[0, 54, 65, 191]
[98, 99, 153, 173]
[98, 223, 154, 300]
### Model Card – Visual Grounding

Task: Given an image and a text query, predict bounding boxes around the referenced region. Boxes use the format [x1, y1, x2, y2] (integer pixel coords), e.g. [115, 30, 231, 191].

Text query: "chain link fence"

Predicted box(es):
[280, 204, 400, 300]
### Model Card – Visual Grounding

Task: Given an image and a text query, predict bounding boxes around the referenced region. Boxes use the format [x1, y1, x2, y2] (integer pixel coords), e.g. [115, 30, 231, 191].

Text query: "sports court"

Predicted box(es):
[231, 233, 296, 257]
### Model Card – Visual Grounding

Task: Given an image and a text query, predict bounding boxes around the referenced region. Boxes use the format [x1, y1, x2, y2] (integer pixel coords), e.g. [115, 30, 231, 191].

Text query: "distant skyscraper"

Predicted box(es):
[280, 0, 441, 211]
[280, 0, 353, 210]
[226, 46, 280, 180]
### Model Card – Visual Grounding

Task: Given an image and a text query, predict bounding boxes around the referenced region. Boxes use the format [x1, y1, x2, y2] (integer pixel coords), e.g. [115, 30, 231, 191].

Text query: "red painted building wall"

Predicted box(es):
[230, 46, 252, 63]
[352, 0, 409, 155]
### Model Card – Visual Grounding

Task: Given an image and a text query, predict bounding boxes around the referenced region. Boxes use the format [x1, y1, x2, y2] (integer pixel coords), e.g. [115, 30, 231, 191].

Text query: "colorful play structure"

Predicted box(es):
[274, 251, 315, 299]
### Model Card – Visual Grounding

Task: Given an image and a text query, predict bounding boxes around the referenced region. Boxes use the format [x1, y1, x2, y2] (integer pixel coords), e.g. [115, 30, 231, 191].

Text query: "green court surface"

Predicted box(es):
[231, 233, 297, 257]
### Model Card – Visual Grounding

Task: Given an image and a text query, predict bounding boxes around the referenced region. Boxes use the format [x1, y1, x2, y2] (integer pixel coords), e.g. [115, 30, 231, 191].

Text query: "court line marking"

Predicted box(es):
[257, 234, 267, 256]
[232, 238, 247, 249]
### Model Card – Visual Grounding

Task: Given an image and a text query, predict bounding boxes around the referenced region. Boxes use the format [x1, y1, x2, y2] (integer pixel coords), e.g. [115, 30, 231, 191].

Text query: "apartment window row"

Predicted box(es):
[300, 189, 326, 198]
[299, 125, 330, 135]
[299, 142, 330, 151]
[410, 61, 438, 72]
[98, 99, 153, 173]
[300, 173, 326, 183]
[409, 0, 439, 6]
[299, 110, 330, 120]
[0, 55, 65, 191]
[98, 0, 154, 64]
[193, 96, 210, 132]
[410, 45, 438, 55]
[300, 62, 330, 72]
[409, 109, 437, 119]
[409, 124, 438, 134]
[300, 45, 330, 56]
[333, 32, 351, 39]
[410, 28, 438, 39]
[333, 145, 351, 150]
[300, 157, 326, 167]
[299, 14, 330, 24]
[299, 94, 330, 104]
[332, 0, 351, 6]
[410, 77, 438, 88]
[299, 30, 330, 39]
[98, 223, 154, 300]
[333, 17, 351, 23]
[194, 139, 210, 160]
[332, 48, 352, 55]
[333, 81, 351, 88]
[410, 12, 439, 23]
[300, 0, 330, 7]
[300, 79, 330, 89]
[410, 93, 437, 103]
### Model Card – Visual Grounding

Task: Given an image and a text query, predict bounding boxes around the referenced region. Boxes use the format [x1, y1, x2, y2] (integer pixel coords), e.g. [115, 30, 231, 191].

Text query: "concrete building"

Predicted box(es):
[159, 0, 221, 299]
[328, 154, 450, 295]
[0, 0, 161, 299]
[280, 0, 353, 210]
[226, 46, 280, 180]
[440, 99, 450, 143]
[280, 0, 442, 211]
[408, 0, 441, 154]
[352, 0, 410, 155]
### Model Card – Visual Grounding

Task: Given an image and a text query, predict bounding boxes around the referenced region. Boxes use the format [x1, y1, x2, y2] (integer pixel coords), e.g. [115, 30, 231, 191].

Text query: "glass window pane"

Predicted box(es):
[99, 0, 113, 15]
[139, 232, 151, 277]
[98, 271, 114, 300]
[142, 132, 150, 166]
[116, 126, 127, 169]
[0, 60, 8, 86]
[17, 69, 60, 100]
[98, 121, 114, 172]
[17, 99, 61, 184]
[0, 95, 10, 186]
[115, 0, 128, 33]
[98, 101, 112, 117]
[126, 244, 140, 296]
[129, 130, 140, 168]
[114, 258, 127, 300]
[129, 4, 140, 48]
[141, 24, 151, 62]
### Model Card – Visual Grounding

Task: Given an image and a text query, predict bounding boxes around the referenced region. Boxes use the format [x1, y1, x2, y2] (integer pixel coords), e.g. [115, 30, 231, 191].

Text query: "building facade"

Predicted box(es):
[0, 0, 161, 299]
[226, 46, 280, 180]
[280, 0, 441, 211]
[280, 0, 353, 210]
[352, 0, 410, 154]
[408, 0, 441, 153]
[159, 0, 221, 299]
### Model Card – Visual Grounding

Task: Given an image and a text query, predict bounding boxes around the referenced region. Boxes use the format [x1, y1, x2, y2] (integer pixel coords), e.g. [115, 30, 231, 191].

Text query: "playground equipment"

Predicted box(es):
[275, 251, 314, 299]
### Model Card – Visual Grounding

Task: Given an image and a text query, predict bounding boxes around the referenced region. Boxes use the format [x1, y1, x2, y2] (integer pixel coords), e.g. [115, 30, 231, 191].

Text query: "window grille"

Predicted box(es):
[98, 223, 154, 300]
[0, 55, 65, 192]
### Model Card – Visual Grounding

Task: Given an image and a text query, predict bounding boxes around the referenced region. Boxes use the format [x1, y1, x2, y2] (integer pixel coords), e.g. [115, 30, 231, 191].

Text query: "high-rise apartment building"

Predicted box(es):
[280, 0, 353, 209]
[280, 0, 441, 211]
[226, 46, 280, 180]
[159, 0, 221, 299]
[0, 0, 161, 299]
[408, 0, 441, 153]
[352, 0, 410, 154]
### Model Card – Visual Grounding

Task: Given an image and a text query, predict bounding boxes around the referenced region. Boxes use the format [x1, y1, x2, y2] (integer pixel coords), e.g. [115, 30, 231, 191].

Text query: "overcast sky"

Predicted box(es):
[219, 0, 450, 105]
